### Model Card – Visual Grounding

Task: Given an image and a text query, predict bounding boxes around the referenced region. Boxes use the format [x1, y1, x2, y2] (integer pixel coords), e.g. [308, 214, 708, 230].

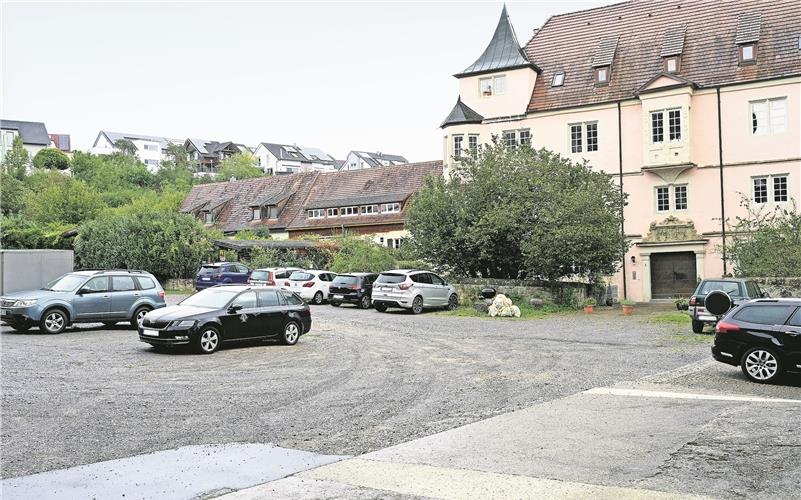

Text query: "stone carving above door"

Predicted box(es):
[643, 216, 703, 243]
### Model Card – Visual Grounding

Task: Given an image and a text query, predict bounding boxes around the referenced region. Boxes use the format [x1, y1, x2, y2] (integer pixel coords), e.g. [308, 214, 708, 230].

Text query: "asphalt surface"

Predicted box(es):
[2, 298, 799, 494]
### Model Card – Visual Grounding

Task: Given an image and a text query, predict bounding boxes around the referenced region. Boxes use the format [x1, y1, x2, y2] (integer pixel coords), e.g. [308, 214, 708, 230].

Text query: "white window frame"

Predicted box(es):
[468, 135, 479, 157]
[327, 207, 339, 217]
[753, 174, 789, 204]
[381, 202, 401, 214]
[361, 205, 378, 215]
[569, 122, 598, 153]
[307, 209, 324, 219]
[252, 207, 261, 220]
[655, 186, 671, 213]
[750, 97, 787, 135]
[654, 184, 688, 212]
[665, 56, 679, 73]
[340, 206, 358, 217]
[650, 108, 681, 144]
[203, 211, 214, 224]
[673, 184, 688, 211]
[386, 238, 402, 249]
[552, 72, 565, 87]
[502, 130, 517, 148]
[453, 135, 464, 158]
[518, 129, 531, 146]
[478, 75, 506, 97]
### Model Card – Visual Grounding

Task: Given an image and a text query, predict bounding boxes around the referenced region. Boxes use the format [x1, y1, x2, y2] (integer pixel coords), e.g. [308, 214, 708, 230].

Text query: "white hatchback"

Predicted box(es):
[282, 270, 336, 305]
[371, 269, 459, 314]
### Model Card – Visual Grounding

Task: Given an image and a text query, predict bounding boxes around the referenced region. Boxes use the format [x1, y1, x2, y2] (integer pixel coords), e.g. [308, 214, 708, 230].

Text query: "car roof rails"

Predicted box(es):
[96, 269, 147, 274]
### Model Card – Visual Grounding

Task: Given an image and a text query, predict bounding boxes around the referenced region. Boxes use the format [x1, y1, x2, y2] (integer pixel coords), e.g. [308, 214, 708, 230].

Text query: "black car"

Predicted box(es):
[689, 278, 766, 333]
[328, 273, 378, 309]
[138, 285, 311, 354]
[712, 298, 801, 383]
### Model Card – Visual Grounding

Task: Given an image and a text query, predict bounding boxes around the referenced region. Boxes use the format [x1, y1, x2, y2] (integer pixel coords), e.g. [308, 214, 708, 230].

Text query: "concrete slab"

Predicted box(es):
[0, 443, 345, 500]
[222, 475, 422, 499]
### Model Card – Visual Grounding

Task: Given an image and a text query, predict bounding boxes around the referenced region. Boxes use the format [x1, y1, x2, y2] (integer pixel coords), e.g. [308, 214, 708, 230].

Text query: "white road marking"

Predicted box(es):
[584, 387, 801, 404]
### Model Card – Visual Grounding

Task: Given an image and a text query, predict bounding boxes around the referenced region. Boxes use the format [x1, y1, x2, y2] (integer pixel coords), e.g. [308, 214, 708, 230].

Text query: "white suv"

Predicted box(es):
[282, 270, 335, 305]
[372, 270, 459, 314]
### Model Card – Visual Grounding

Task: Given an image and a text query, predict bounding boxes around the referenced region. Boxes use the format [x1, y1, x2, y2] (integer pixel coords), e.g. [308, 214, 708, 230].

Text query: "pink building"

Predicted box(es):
[441, 0, 800, 302]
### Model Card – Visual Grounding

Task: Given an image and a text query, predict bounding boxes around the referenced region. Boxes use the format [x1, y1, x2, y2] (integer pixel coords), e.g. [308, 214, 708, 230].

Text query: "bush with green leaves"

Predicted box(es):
[74, 208, 213, 281]
[329, 236, 397, 273]
[217, 152, 263, 180]
[0, 215, 73, 249]
[0, 172, 29, 215]
[233, 228, 272, 240]
[2, 135, 29, 179]
[24, 171, 104, 225]
[32, 148, 70, 170]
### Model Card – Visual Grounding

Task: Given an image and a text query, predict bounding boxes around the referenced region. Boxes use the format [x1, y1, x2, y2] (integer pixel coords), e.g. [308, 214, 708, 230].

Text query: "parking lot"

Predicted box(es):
[2, 298, 800, 498]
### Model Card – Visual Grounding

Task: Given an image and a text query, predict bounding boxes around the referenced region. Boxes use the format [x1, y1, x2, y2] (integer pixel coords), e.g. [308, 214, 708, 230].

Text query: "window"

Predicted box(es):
[136, 277, 156, 290]
[429, 273, 444, 286]
[656, 186, 670, 212]
[258, 290, 280, 306]
[674, 184, 688, 210]
[386, 238, 402, 249]
[753, 177, 768, 203]
[586, 123, 598, 152]
[733, 305, 795, 325]
[789, 307, 801, 327]
[479, 75, 506, 97]
[668, 109, 681, 141]
[410, 273, 431, 284]
[519, 129, 531, 146]
[453, 135, 463, 157]
[381, 203, 401, 214]
[112, 276, 136, 292]
[570, 124, 582, 153]
[774, 176, 788, 202]
[595, 66, 609, 85]
[751, 98, 787, 135]
[307, 209, 324, 219]
[361, 205, 378, 215]
[82, 277, 109, 293]
[552, 72, 565, 87]
[753, 175, 789, 203]
[252, 207, 261, 220]
[740, 44, 755, 63]
[665, 56, 679, 73]
[650, 111, 664, 143]
[327, 208, 339, 217]
[203, 212, 214, 224]
[143, 144, 158, 151]
[503, 130, 517, 148]
[264, 205, 278, 219]
[468, 135, 478, 156]
[231, 292, 258, 309]
[282, 291, 304, 305]
[341, 206, 358, 216]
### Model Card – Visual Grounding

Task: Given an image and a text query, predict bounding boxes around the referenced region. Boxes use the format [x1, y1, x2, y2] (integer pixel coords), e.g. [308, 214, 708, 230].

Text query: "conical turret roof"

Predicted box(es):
[440, 98, 484, 128]
[456, 5, 536, 77]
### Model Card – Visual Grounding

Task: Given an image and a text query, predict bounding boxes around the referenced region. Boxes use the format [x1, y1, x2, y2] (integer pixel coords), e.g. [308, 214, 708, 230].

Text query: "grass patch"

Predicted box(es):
[164, 288, 194, 295]
[437, 300, 571, 320]
[649, 311, 690, 324]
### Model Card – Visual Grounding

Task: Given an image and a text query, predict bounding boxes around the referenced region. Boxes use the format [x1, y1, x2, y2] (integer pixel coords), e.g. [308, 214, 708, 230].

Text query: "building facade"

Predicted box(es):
[253, 143, 338, 175]
[341, 151, 408, 171]
[441, 1, 801, 301]
[91, 131, 174, 172]
[1, 119, 51, 158]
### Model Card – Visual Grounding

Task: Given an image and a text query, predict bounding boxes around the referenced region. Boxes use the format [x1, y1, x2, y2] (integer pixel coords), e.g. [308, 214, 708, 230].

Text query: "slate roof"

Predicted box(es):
[349, 151, 408, 168]
[735, 11, 762, 44]
[1, 120, 51, 146]
[524, 0, 801, 113]
[591, 36, 619, 67]
[457, 5, 536, 77]
[441, 98, 484, 128]
[660, 25, 686, 57]
[97, 131, 168, 147]
[259, 143, 337, 165]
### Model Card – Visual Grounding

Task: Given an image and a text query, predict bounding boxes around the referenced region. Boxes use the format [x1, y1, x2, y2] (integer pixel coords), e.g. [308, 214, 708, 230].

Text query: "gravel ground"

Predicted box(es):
[0, 300, 738, 478]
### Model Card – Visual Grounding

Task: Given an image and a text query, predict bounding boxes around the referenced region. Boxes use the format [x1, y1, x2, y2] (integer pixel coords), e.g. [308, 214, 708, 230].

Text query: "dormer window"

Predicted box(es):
[664, 56, 679, 73]
[307, 209, 324, 219]
[740, 43, 756, 64]
[595, 66, 609, 85]
[552, 72, 565, 87]
[202, 211, 214, 224]
[479, 75, 506, 97]
[252, 207, 261, 220]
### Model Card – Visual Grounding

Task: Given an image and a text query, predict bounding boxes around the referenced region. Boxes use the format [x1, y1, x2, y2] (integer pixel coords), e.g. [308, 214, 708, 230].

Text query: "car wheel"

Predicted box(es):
[282, 321, 300, 345]
[102, 321, 118, 327]
[741, 347, 782, 383]
[374, 302, 388, 313]
[446, 294, 459, 311]
[9, 322, 31, 332]
[359, 295, 371, 309]
[131, 306, 151, 329]
[40, 309, 68, 334]
[196, 326, 221, 354]
[411, 296, 424, 315]
[312, 291, 324, 305]
[691, 320, 705, 333]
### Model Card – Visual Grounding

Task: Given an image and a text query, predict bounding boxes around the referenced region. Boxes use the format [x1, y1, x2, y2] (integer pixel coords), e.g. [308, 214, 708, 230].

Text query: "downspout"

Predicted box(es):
[618, 101, 627, 300]
[716, 87, 727, 275]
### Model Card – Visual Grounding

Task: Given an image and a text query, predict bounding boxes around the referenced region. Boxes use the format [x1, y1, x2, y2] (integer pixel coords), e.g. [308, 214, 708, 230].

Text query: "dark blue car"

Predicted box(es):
[195, 262, 251, 291]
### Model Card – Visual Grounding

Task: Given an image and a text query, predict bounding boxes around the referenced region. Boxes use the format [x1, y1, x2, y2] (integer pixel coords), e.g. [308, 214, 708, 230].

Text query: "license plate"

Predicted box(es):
[142, 329, 159, 336]
[381, 287, 391, 292]
[1, 310, 7, 316]
[201, 277, 210, 281]
[333, 294, 343, 299]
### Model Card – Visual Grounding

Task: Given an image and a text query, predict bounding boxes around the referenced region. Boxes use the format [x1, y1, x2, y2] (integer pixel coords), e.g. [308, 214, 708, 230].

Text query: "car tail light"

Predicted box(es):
[715, 321, 740, 334]
[266, 280, 275, 286]
[284, 281, 290, 286]
[303, 282, 314, 288]
[349, 285, 359, 290]
[689, 296, 697, 306]
[158, 291, 165, 299]
[398, 282, 413, 290]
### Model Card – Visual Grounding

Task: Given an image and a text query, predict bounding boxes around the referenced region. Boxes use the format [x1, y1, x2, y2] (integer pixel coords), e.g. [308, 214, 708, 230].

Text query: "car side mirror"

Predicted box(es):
[78, 287, 90, 295]
[228, 304, 243, 314]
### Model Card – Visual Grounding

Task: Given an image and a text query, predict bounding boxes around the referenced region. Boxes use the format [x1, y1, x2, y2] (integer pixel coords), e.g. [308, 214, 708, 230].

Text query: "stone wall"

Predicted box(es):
[164, 278, 194, 291]
[451, 278, 591, 305]
[753, 277, 801, 298]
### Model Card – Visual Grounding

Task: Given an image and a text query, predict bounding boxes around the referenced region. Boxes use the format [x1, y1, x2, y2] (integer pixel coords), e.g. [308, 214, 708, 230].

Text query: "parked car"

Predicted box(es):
[195, 262, 251, 290]
[281, 270, 336, 305]
[139, 285, 311, 354]
[688, 278, 766, 333]
[0, 270, 166, 334]
[712, 298, 801, 383]
[371, 269, 459, 314]
[329, 273, 379, 309]
[248, 267, 302, 286]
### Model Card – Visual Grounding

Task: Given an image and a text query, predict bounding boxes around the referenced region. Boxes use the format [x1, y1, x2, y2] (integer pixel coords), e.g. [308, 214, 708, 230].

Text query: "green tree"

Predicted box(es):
[32, 148, 70, 170]
[0, 214, 73, 249]
[724, 196, 801, 277]
[406, 142, 627, 281]
[329, 236, 397, 273]
[233, 228, 272, 240]
[71, 151, 155, 207]
[0, 172, 30, 215]
[74, 207, 213, 281]
[2, 136, 30, 179]
[243, 247, 281, 269]
[217, 152, 263, 180]
[24, 171, 104, 225]
[113, 138, 138, 156]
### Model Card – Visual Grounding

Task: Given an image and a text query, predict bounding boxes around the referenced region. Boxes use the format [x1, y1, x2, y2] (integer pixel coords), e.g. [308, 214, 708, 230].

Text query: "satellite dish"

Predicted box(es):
[705, 290, 733, 316]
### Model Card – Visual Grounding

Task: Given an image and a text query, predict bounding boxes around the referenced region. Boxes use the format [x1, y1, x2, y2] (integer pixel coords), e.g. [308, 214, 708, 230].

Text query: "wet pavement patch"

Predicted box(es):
[1, 443, 346, 500]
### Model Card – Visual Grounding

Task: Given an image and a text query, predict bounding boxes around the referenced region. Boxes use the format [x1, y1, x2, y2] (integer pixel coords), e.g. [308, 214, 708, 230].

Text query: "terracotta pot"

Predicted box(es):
[583, 305, 594, 314]
[622, 305, 634, 316]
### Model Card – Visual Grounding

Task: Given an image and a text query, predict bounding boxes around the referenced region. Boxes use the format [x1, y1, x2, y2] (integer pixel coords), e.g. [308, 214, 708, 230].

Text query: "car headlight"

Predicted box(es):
[172, 320, 197, 328]
[14, 299, 38, 307]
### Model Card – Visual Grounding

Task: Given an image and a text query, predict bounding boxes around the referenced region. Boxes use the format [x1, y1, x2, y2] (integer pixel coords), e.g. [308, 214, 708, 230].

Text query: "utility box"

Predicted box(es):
[0, 250, 74, 295]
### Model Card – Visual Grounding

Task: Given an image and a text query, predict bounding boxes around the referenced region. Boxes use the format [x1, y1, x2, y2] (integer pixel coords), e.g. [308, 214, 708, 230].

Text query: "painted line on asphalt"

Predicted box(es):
[284, 458, 711, 500]
[584, 387, 801, 404]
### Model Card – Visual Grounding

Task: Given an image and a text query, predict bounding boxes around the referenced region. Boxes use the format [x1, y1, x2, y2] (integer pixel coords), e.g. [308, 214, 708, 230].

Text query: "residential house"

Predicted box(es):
[91, 131, 171, 172]
[253, 143, 338, 175]
[179, 161, 443, 246]
[341, 151, 408, 170]
[185, 139, 252, 175]
[48, 134, 71, 153]
[1, 119, 51, 159]
[441, 1, 800, 301]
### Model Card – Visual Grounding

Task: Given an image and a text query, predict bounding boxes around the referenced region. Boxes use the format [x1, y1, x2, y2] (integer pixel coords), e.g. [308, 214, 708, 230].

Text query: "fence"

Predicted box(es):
[0, 250, 74, 295]
[450, 277, 592, 305]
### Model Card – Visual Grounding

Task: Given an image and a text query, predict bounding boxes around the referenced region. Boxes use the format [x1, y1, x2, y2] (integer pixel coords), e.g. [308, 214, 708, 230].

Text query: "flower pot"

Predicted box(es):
[622, 304, 634, 316]
[583, 305, 594, 314]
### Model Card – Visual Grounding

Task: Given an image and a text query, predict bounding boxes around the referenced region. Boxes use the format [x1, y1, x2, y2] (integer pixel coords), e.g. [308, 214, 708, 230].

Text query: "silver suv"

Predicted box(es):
[371, 270, 459, 314]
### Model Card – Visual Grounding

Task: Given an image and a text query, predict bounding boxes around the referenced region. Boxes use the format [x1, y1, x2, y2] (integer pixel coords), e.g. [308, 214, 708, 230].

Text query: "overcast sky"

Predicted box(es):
[2, 1, 614, 161]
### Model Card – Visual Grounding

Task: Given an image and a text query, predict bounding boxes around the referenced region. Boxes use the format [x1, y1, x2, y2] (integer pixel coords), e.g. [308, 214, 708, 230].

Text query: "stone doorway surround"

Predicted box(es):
[636, 217, 708, 302]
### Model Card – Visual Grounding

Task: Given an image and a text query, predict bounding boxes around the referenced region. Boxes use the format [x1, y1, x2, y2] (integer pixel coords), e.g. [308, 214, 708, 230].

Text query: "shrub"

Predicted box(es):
[32, 148, 70, 170]
[329, 236, 397, 273]
[0, 215, 73, 249]
[620, 299, 635, 306]
[243, 247, 280, 269]
[583, 297, 597, 307]
[24, 172, 105, 225]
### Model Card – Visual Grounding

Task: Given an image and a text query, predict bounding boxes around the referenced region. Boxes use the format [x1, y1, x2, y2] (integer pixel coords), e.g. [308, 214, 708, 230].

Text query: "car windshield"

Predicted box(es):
[697, 281, 742, 297]
[251, 270, 270, 280]
[289, 272, 313, 281]
[376, 273, 406, 284]
[179, 288, 240, 309]
[43, 274, 87, 292]
[198, 265, 220, 275]
[333, 275, 358, 285]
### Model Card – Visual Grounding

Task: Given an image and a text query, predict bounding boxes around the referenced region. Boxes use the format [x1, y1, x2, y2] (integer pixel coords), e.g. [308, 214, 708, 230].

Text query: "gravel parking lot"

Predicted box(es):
[1, 299, 797, 480]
